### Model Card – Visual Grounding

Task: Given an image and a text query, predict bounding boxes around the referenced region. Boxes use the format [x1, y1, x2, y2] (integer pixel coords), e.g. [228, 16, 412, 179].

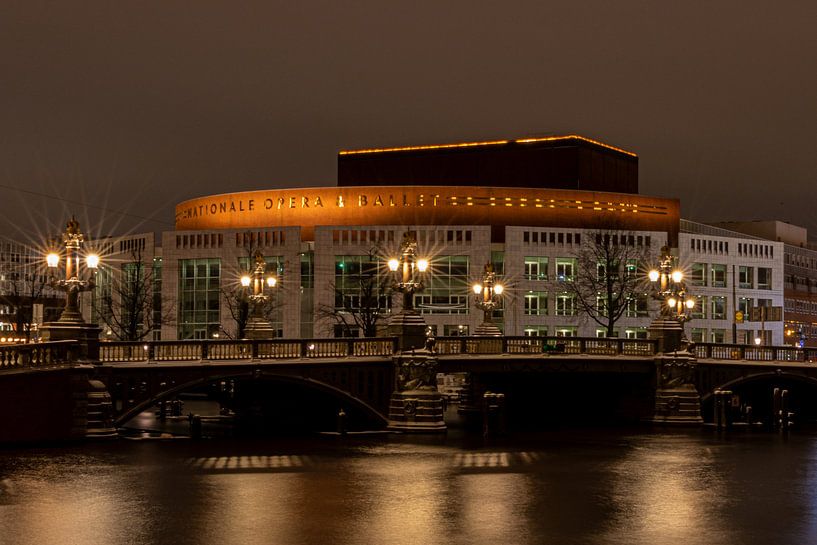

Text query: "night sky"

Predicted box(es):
[1, 2, 815, 242]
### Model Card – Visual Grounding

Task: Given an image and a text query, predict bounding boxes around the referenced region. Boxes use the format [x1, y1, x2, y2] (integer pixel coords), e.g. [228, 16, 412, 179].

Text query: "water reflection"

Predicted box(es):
[3, 431, 817, 545]
[606, 438, 726, 544]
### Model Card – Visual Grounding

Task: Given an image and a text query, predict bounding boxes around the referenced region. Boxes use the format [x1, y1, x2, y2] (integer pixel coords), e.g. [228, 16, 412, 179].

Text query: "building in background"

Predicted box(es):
[710, 221, 817, 347]
[0, 238, 63, 341]
[679, 221, 784, 346]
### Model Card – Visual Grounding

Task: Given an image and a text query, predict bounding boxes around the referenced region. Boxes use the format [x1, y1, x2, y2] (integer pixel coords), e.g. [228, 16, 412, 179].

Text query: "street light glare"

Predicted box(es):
[472, 284, 482, 294]
[85, 254, 100, 269]
[671, 270, 683, 283]
[417, 259, 429, 272]
[494, 284, 504, 295]
[685, 298, 695, 309]
[388, 258, 399, 272]
[240, 275, 251, 287]
[648, 270, 659, 282]
[267, 276, 276, 287]
[46, 253, 59, 268]
[667, 297, 677, 309]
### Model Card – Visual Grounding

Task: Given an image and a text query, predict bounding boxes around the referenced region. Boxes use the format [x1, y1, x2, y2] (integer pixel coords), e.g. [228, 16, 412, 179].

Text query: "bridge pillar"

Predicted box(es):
[647, 317, 703, 425]
[649, 353, 703, 425]
[387, 349, 446, 433]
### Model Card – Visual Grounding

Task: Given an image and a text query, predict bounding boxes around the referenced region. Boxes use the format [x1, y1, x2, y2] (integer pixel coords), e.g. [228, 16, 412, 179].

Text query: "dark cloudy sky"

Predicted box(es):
[1, 1, 815, 242]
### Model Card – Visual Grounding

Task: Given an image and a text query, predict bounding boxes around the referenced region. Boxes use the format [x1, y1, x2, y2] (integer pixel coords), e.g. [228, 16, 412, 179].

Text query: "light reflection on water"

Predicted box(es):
[2, 431, 817, 545]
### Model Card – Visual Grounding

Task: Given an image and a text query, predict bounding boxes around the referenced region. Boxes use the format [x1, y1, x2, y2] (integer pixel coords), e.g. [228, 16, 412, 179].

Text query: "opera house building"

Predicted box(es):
[95, 135, 785, 345]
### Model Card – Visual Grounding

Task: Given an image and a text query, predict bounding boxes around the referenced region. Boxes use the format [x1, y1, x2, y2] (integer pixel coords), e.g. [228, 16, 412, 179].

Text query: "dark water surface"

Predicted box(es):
[2, 428, 816, 545]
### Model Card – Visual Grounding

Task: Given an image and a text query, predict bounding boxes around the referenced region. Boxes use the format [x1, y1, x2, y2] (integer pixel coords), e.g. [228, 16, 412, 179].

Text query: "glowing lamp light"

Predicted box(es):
[387, 258, 399, 272]
[667, 297, 677, 309]
[671, 270, 683, 283]
[494, 284, 504, 295]
[85, 253, 100, 269]
[648, 270, 659, 282]
[267, 276, 277, 287]
[46, 253, 60, 268]
[472, 284, 483, 295]
[754, 337, 762, 346]
[417, 259, 429, 272]
[240, 275, 251, 287]
[685, 298, 695, 309]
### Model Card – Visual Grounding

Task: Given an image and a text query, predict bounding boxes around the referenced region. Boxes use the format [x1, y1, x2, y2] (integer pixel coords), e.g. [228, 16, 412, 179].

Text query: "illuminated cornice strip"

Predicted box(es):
[339, 135, 637, 157]
[514, 135, 637, 157]
[338, 140, 509, 155]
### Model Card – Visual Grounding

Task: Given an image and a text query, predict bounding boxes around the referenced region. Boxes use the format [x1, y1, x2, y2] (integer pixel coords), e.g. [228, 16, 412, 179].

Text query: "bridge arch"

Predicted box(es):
[700, 370, 817, 403]
[114, 370, 389, 428]
[700, 370, 817, 423]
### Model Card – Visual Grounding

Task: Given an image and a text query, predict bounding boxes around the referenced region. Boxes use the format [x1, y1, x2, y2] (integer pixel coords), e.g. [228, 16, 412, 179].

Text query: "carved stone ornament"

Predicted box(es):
[397, 357, 438, 391]
[658, 357, 697, 389]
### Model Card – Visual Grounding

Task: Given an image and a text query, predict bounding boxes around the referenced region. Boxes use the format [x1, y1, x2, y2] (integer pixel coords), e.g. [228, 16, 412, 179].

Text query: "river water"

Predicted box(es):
[2, 425, 817, 545]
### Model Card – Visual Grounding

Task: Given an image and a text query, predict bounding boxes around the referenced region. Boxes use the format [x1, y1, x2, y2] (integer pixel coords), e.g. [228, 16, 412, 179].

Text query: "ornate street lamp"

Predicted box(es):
[387, 231, 428, 313]
[648, 246, 695, 323]
[386, 231, 429, 352]
[647, 246, 695, 353]
[472, 262, 504, 336]
[241, 249, 278, 339]
[45, 217, 99, 324]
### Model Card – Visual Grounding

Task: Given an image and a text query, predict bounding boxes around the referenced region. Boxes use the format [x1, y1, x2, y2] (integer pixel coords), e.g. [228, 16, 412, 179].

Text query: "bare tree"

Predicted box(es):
[92, 248, 173, 341]
[317, 249, 392, 338]
[0, 258, 54, 341]
[563, 228, 649, 337]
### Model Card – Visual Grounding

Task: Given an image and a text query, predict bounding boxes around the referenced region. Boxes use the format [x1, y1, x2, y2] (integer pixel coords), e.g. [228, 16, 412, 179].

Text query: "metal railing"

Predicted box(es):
[99, 337, 400, 363]
[0, 341, 78, 371]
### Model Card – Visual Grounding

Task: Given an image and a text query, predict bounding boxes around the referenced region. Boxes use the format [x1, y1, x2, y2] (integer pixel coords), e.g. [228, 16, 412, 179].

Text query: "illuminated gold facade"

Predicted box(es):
[176, 186, 679, 243]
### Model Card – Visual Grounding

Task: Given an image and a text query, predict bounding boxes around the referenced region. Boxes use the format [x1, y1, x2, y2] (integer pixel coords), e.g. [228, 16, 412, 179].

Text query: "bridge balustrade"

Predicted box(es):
[434, 336, 657, 356]
[694, 343, 817, 363]
[257, 341, 302, 359]
[98, 337, 400, 363]
[99, 343, 150, 362]
[0, 341, 77, 370]
[88, 337, 817, 365]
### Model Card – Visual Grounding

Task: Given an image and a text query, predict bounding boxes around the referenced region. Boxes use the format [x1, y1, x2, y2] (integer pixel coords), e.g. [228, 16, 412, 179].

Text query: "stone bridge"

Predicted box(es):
[3, 336, 817, 442]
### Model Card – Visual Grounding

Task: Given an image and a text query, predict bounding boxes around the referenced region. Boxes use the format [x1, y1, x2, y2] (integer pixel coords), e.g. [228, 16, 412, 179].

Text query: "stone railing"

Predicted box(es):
[693, 343, 817, 363]
[99, 337, 399, 363]
[17, 335, 812, 366]
[0, 341, 79, 372]
[434, 336, 658, 356]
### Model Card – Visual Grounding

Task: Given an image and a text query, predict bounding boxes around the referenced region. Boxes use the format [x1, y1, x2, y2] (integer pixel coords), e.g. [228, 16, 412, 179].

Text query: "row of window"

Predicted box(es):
[119, 237, 147, 253]
[784, 298, 817, 315]
[737, 242, 774, 259]
[523, 257, 578, 281]
[522, 231, 584, 245]
[521, 326, 650, 339]
[689, 263, 773, 289]
[330, 229, 475, 246]
[689, 237, 729, 255]
[176, 233, 224, 249]
[689, 328, 773, 345]
[786, 251, 817, 270]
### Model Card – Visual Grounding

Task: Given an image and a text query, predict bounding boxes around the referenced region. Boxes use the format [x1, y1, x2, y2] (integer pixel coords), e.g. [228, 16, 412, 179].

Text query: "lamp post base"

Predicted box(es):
[474, 322, 502, 336]
[39, 322, 101, 362]
[244, 317, 275, 340]
[387, 310, 428, 352]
